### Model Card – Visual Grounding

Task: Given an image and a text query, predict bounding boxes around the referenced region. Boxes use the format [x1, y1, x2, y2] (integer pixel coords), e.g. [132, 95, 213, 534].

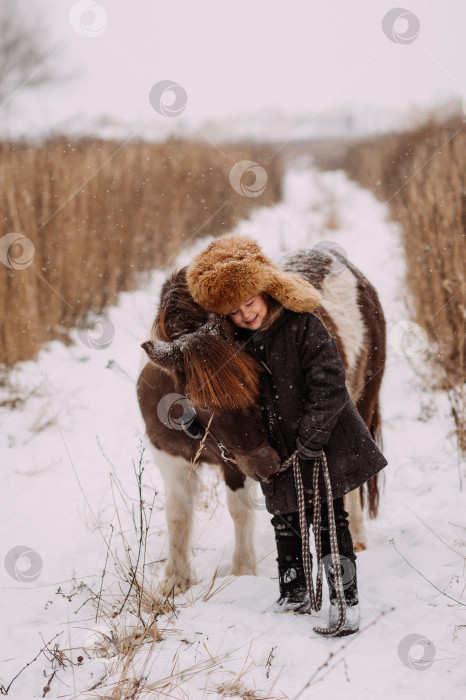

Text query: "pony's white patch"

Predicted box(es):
[225, 477, 256, 576]
[150, 444, 199, 494]
[320, 258, 366, 394]
[148, 444, 199, 593]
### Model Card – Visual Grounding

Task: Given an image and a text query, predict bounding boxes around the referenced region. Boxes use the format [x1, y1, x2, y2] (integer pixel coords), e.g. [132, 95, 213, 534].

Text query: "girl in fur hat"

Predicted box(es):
[186, 234, 387, 636]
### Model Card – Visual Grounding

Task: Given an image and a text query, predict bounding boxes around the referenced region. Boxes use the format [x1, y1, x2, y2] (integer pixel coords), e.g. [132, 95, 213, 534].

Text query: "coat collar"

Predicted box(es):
[237, 307, 295, 343]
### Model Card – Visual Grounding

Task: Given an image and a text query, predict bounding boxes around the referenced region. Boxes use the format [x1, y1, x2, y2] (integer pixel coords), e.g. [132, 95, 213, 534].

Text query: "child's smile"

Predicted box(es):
[227, 294, 268, 330]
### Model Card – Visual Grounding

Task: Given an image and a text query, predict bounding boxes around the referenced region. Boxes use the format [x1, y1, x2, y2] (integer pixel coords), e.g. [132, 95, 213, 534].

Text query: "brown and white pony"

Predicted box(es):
[138, 247, 386, 595]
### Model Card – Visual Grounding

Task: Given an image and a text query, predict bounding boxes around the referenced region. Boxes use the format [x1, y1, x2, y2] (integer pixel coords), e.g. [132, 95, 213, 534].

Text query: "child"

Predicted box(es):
[186, 234, 388, 636]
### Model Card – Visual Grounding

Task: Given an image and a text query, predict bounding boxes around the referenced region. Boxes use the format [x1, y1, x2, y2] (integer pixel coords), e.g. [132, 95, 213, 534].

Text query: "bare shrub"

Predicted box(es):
[0, 0, 57, 103]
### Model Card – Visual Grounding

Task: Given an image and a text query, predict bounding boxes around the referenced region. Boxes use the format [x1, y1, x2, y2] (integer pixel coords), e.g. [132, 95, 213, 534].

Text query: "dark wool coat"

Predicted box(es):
[237, 309, 388, 515]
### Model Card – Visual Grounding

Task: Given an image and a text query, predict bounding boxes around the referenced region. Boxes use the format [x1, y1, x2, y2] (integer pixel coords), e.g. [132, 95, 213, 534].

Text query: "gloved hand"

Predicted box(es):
[296, 436, 324, 460]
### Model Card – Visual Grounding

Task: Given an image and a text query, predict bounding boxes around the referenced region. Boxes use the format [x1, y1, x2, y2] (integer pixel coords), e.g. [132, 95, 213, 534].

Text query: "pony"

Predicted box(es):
[138, 246, 386, 594]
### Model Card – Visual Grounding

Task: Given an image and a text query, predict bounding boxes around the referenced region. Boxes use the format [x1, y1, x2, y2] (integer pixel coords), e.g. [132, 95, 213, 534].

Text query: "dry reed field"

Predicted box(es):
[0, 138, 282, 368]
[314, 117, 465, 450]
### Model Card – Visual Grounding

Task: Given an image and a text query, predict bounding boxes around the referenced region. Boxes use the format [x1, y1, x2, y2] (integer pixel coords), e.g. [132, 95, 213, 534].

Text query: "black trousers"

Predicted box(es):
[271, 496, 356, 569]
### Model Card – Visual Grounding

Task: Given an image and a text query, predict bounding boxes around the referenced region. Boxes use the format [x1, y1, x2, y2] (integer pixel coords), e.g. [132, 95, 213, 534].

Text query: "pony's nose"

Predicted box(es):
[236, 445, 281, 482]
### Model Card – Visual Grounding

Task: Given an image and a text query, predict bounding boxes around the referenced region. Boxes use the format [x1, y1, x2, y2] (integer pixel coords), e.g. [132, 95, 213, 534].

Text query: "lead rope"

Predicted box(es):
[279, 450, 346, 637]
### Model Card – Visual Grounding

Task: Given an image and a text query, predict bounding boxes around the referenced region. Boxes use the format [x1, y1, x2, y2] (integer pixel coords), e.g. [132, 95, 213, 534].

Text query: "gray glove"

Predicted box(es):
[296, 436, 324, 460]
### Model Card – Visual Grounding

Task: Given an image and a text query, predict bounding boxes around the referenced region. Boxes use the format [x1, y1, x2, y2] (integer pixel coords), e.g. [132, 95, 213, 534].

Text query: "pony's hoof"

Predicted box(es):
[156, 572, 196, 597]
[229, 561, 256, 577]
[353, 541, 366, 552]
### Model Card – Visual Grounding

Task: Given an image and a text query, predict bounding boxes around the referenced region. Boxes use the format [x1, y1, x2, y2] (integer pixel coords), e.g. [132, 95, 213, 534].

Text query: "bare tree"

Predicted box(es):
[0, 0, 58, 105]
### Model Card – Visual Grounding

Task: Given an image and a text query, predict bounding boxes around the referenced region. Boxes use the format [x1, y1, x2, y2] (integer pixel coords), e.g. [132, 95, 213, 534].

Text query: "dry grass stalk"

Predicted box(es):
[192, 412, 214, 470]
[199, 565, 236, 603]
[211, 641, 285, 700]
[0, 137, 282, 368]
[214, 681, 262, 699]
[131, 577, 175, 619]
[323, 199, 340, 231]
[314, 115, 466, 453]
[90, 643, 238, 700]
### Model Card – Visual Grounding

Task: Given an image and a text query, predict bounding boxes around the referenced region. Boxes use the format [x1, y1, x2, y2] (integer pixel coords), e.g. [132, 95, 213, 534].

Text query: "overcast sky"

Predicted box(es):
[5, 0, 466, 138]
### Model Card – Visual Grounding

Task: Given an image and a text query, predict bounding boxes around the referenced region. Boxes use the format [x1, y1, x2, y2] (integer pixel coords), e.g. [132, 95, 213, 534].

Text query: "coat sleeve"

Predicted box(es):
[296, 313, 349, 447]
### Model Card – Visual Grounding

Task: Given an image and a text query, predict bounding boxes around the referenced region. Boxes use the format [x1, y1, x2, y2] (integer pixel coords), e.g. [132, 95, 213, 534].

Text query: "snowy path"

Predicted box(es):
[1, 161, 465, 698]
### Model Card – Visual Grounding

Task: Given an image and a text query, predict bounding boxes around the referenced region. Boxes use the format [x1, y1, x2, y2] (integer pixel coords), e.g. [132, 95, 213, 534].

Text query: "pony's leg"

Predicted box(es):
[149, 445, 199, 594]
[225, 477, 256, 576]
[344, 488, 367, 552]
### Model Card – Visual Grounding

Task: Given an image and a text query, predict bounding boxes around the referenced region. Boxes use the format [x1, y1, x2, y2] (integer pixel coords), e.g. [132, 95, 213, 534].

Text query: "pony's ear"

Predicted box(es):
[141, 340, 183, 373]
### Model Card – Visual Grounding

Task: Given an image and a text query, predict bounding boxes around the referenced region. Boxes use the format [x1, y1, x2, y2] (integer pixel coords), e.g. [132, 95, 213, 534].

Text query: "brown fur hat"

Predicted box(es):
[186, 234, 322, 315]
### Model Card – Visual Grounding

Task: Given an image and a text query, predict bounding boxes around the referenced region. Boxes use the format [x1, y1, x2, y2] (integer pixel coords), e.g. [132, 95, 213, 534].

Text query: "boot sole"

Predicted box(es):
[332, 627, 359, 637]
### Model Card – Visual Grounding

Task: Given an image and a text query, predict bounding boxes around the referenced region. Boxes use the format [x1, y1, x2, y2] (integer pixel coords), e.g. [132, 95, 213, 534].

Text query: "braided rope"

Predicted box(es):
[280, 449, 347, 637]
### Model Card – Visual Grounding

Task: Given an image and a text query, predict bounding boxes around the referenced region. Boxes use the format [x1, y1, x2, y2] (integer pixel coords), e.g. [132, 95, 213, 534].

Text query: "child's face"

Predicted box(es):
[227, 294, 268, 330]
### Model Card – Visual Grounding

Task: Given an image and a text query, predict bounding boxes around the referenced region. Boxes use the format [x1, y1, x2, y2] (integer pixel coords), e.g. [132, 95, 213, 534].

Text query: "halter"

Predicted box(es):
[181, 411, 273, 478]
[215, 439, 238, 466]
[202, 424, 272, 472]
[180, 411, 238, 466]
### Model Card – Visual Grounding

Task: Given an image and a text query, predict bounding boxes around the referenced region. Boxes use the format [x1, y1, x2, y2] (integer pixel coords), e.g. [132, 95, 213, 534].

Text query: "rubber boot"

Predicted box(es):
[270, 512, 312, 614]
[326, 557, 360, 636]
[275, 563, 311, 613]
[317, 497, 360, 635]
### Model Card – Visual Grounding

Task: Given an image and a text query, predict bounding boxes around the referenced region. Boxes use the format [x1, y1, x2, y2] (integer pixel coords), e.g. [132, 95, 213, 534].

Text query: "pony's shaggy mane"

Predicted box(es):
[152, 266, 208, 341]
[152, 266, 263, 412]
[184, 334, 262, 412]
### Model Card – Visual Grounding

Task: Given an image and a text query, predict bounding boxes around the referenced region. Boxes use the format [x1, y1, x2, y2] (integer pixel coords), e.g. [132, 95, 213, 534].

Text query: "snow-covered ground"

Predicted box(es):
[1, 162, 465, 699]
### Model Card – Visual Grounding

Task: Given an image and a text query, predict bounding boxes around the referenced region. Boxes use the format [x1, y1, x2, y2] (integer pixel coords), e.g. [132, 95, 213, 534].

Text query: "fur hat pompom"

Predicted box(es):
[186, 234, 321, 316]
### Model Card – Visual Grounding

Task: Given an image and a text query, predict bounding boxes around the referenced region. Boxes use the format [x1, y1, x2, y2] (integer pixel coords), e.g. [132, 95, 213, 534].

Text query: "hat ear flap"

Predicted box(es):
[266, 268, 321, 313]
